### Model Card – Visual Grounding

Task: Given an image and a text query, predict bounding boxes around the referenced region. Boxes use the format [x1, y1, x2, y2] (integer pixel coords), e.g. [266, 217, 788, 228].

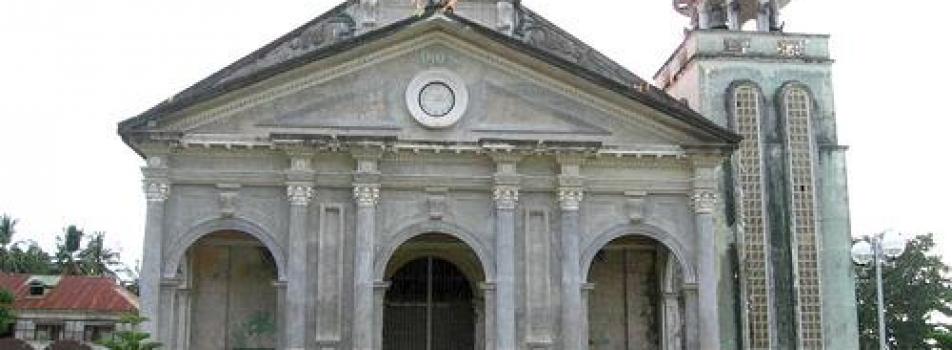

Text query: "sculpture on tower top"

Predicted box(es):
[673, 0, 789, 31]
[412, 0, 460, 14]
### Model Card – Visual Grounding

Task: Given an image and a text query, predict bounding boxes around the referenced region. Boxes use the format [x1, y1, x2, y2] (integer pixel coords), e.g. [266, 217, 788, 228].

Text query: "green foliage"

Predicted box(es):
[54, 225, 86, 275]
[856, 233, 952, 349]
[0, 288, 16, 336]
[96, 314, 161, 350]
[0, 214, 129, 279]
[4, 241, 54, 274]
[931, 325, 952, 349]
[230, 311, 276, 349]
[0, 215, 17, 247]
[78, 232, 122, 277]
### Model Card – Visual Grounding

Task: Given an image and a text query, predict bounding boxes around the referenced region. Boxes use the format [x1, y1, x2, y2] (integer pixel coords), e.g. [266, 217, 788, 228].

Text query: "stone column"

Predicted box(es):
[683, 285, 700, 350]
[727, 0, 741, 30]
[492, 154, 520, 350]
[353, 183, 380, 350]
[273, 280, 288, 350]
[286, 153, 315, 350]
[141, 159, 170, 338]
[372, 281, 391, 350]
[662, 291, 683, 350]
[175, 285, 192, 350]
[691, 158, 720, 350]
[481, 282, 497, 350]
[352, 149, 382, 350]
[557, 158, 584, 350]
[580, 283, 595, 350]
[159, 278, 180, 347]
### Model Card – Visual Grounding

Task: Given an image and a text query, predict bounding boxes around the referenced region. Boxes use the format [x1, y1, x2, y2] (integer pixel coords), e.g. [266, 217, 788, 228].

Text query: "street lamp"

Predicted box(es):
[851, 230, 907, 350]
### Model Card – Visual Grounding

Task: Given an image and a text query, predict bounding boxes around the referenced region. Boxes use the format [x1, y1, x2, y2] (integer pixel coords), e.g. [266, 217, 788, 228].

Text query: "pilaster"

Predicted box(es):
[352, 148, 382, 350]
[141, 155, 170, 338]
[286, 152, 315, 350]
[490, 152, 521, 350]
[690, 156, 721, 350]
[556, 157, 584, 350]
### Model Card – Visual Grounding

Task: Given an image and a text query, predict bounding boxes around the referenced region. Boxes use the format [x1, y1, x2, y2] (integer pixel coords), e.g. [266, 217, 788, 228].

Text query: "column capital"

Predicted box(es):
[354, 183, 380, 207]
[287, 184, 315, 206]
[493, 185, 519, 210]
[691, 189, 718, 214]
[558, 187, 584, 211]
[144, 180, 170, 203]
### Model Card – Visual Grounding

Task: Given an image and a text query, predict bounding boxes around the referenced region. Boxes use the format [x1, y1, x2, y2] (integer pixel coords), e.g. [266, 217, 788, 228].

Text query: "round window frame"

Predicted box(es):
[405, 69, 469, 129]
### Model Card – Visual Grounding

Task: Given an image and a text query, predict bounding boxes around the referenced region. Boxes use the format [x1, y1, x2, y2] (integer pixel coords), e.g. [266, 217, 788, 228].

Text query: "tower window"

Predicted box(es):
[783, 86, 823, 348]
[731, 84, 771, 349]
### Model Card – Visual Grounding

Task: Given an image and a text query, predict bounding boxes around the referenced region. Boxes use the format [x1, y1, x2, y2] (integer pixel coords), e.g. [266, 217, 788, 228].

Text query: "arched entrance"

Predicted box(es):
[585, 235, 685, 350]
[382, 233, 487, 350]
[181, 230, 281, 350]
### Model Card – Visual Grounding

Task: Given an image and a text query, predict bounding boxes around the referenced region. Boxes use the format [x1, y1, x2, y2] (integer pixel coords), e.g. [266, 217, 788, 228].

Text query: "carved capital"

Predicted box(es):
[354, 184, 380, 207]
[287, 184, 315, 206]
[691, 190, 718, 214]
[493, 185, 519, 210]
[558, 187, 584, 211]
[144, 181, 170, 203]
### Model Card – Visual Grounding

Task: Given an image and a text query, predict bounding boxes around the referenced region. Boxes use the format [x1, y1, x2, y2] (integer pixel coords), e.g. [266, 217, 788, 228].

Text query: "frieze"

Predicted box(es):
[723, 38, 750, 54]
[777, 39, 806, 57]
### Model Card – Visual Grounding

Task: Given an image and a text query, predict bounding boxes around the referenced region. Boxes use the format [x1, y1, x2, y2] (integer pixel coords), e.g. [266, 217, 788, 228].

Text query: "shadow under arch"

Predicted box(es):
[375, 220, 495, 282]
[163, 217, 288, 281]
[581, 223, 697, 285]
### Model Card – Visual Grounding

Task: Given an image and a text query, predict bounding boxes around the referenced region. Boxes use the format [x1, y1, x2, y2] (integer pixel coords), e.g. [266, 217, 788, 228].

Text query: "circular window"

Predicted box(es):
[406, 69, 468, 128]
[419, 82, 456, 117]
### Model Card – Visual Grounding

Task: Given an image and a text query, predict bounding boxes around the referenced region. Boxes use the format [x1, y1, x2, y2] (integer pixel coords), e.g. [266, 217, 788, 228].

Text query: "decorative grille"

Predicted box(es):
[732, 85, 771, 349]
[784, 87, 824, 349]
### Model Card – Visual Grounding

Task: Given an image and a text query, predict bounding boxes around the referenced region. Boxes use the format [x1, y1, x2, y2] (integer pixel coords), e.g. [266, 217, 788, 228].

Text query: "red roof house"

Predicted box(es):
[0, 274, 139, 345]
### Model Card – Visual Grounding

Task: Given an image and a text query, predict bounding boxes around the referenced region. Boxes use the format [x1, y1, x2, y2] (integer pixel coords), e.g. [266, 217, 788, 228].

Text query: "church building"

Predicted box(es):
[118, 0, 858, 349]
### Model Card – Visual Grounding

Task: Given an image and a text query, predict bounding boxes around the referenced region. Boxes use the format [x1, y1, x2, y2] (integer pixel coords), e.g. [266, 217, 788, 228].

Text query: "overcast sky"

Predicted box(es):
[0, 0, 949, 269]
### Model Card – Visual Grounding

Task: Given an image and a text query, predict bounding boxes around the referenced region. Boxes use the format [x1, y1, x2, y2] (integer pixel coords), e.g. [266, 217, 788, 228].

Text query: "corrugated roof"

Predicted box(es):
[0, 274, 138, 314]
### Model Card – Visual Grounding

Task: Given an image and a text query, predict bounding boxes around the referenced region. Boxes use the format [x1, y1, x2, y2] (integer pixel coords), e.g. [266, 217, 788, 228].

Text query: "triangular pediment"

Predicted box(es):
[121, 13, 738, 153]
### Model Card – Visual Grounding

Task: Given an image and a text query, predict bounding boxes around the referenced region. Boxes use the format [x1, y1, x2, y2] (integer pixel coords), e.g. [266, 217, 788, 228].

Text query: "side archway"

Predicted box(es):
[163, 217, 287, 281]
[581, 223, 696, 284]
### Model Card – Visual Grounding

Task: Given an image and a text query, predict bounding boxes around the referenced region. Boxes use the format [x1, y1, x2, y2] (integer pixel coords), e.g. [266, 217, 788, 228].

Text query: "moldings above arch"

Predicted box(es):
[374, 220, 495, 282]
[580, 222, 697, 285]
[163, 217, 288, 281]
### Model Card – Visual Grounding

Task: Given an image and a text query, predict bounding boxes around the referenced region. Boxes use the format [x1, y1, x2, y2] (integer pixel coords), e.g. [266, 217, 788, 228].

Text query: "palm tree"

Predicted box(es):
[6, 241, 53, 274]
[78, 232, 121, 277]
[0, 215, 18, 272]
[0, 215, 15, 248]
[55, 226, 84, 275]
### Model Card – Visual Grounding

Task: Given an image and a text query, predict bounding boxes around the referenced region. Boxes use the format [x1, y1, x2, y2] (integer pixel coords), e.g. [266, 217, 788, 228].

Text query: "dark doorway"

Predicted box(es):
[383, 257, 475, 350]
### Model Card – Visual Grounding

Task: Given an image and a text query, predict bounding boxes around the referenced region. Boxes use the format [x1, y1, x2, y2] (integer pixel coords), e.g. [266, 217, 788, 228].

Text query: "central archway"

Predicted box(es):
[381, 233, 487, 350]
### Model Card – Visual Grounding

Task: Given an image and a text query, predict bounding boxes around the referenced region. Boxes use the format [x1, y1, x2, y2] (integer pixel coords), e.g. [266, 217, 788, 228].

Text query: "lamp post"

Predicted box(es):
[850, 230, 907, 350]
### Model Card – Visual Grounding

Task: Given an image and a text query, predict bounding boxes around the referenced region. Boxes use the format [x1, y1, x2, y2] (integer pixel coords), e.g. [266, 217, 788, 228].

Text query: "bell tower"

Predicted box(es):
[655, 1, 858, 349]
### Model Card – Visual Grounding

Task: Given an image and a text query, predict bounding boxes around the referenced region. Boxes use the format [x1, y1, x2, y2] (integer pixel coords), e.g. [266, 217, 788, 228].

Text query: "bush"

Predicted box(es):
[0, 338, 33, 349]
[45, 340, 93, 350]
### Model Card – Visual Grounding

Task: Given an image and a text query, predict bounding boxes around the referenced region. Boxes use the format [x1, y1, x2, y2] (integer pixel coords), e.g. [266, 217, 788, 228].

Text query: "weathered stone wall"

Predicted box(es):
[189, 235, 279, 350]
[588, 247, 660, 350]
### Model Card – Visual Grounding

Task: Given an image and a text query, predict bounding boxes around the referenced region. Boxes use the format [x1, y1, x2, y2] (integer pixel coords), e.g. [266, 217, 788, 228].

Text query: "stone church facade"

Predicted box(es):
[119, 0, 857, 349]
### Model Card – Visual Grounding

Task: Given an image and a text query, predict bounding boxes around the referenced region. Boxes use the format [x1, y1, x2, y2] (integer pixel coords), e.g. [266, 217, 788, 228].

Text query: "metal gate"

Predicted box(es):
[383, 257, 475, 350]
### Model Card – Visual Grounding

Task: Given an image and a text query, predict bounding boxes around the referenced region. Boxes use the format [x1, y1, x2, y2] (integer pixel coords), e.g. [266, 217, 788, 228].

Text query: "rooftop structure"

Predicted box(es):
[673, 0, 791, 31]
